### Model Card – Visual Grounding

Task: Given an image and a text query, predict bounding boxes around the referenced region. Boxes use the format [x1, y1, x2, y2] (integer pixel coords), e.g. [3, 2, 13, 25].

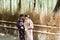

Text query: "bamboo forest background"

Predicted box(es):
[0, 0, 60, 26]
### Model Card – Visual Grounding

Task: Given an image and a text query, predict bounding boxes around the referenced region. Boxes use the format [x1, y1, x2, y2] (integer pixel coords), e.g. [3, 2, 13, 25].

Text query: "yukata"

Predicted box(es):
[24, 18, 34, 40]
[17, 18, 25, 40]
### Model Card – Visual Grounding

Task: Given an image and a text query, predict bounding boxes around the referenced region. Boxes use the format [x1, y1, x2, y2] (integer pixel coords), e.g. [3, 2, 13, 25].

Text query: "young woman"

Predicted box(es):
[24, 14, 34, 40]
[17, 14, 25, 40]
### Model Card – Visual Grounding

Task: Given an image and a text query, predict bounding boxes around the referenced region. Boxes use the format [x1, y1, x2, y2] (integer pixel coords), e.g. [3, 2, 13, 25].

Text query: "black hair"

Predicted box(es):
[25, 14, 28, 17]
[19, 14, 24, 17]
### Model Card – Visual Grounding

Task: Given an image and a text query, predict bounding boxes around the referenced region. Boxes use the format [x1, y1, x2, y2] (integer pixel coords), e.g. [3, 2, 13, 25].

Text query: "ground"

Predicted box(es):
[0, 33, 19, 40]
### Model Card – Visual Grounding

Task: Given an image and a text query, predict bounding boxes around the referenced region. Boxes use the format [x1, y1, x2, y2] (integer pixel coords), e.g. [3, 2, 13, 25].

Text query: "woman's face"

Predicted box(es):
[27, 15, 30, 18]
[20, 16, 24, 19]
[25, 17, 28, 19]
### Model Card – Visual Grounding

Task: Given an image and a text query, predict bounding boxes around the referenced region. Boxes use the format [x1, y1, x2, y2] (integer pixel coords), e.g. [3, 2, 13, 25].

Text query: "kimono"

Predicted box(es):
[24, 18, 34, 40]
[17, 18, 25, 40]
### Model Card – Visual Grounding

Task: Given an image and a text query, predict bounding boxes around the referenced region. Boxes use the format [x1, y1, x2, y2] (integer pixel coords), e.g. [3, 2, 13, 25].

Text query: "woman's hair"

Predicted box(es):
[25, 14, 30, 18]
[19, 14, 24, 17]
[25, 14, 28, 17]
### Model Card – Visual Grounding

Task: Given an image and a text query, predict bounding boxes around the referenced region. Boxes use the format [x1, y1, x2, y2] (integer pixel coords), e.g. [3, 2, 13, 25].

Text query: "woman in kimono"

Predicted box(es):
[17, 14, 25, 40]
[24, 14, 34, 40]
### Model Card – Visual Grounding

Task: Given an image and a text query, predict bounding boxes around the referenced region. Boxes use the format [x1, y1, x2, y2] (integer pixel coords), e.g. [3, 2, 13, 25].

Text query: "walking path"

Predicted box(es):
[0, 33, 19, 40]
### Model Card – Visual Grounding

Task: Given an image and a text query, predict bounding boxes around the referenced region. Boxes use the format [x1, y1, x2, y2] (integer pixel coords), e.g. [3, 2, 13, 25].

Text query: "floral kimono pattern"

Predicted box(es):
[24, 18, 34, 40]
